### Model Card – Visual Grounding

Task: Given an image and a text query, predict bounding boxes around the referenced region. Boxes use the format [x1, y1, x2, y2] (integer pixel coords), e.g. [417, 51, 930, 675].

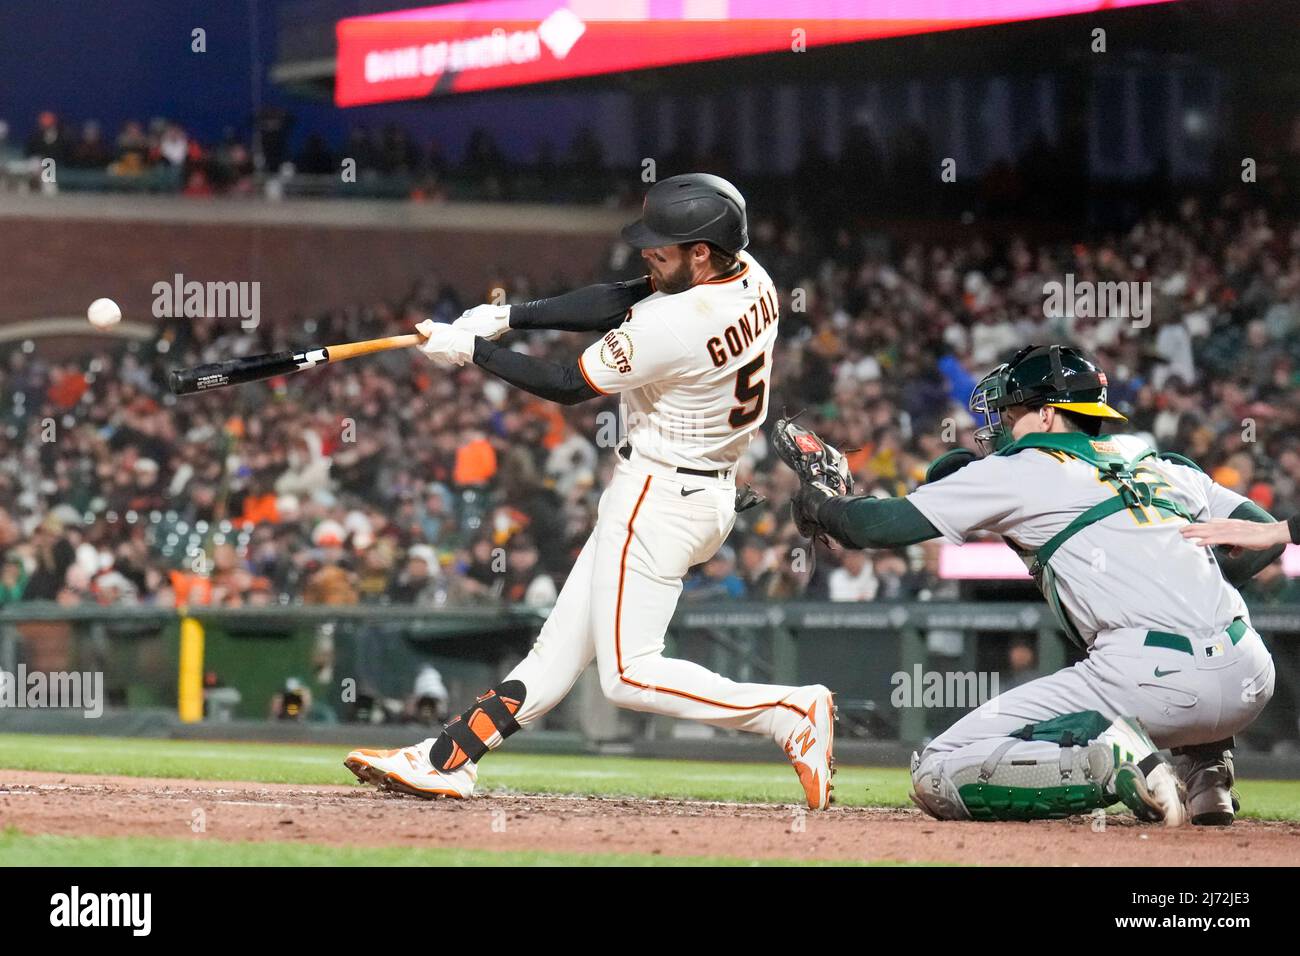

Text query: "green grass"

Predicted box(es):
[1, 732, 1297, 820]
[0, 829, 876, 867]
[0, 733, 913, 808]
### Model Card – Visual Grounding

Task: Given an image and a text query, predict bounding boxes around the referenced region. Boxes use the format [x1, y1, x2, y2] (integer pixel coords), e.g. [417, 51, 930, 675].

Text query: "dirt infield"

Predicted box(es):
[2, 770, 1298, 865]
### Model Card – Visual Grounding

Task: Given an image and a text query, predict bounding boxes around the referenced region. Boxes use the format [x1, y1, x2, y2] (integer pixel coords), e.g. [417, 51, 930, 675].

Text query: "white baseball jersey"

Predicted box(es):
[484, 249, 815, 772]
[577, 250, 779, 471]
[908, 435, 1252, 645]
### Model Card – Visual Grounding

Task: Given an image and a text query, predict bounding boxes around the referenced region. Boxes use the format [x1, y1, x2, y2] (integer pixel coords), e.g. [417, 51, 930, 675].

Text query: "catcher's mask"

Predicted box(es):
[969, 344, 1127, 455]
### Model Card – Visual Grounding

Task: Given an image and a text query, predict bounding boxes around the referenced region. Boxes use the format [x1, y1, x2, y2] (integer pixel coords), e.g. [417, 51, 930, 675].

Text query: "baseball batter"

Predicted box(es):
[346, 174, 835, 809]
[776, 345, 1280, 826]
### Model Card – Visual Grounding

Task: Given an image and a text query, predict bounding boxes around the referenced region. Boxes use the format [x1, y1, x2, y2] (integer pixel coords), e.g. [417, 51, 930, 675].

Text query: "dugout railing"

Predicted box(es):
[1, 601, 1297, 751]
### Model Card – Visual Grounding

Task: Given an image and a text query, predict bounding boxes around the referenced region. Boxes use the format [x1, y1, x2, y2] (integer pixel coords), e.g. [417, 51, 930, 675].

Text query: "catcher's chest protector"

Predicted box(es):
[997, 433, 1195, 570]
[996, 433, 1198, 647]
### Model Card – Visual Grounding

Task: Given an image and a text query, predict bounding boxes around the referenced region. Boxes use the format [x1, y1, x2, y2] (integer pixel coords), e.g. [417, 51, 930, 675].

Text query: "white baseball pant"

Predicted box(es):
[915, 622, 1275, 782]
[503, 455, 811, 743]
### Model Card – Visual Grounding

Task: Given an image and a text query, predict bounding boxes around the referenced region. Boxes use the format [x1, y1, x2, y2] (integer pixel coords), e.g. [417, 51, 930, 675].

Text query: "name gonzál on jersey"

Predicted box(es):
[706, 287, 779, 368]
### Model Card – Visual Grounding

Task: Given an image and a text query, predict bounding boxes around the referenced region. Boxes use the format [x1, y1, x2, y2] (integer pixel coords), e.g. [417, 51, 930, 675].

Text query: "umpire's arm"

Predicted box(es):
[1186, 502, 1293, 586]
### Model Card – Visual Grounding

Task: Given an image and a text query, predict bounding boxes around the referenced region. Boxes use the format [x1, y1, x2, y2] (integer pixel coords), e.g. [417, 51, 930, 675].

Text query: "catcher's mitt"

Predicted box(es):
[771, 417, 854, 542]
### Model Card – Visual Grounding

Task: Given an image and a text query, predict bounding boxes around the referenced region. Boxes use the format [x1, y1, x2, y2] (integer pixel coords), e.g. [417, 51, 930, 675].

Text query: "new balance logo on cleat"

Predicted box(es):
[794, 727, 815, 757]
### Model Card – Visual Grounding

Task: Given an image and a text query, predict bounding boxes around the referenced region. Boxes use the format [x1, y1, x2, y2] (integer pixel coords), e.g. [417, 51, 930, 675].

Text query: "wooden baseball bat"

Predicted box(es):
[168, 333, 423, 395]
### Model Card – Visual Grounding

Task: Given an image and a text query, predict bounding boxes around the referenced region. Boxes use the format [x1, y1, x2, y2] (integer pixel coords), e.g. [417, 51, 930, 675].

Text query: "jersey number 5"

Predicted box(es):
[728, 354, 766, 428]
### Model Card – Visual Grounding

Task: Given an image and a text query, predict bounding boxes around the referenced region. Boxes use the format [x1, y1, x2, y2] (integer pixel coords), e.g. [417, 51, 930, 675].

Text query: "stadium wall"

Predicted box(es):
[0, 194, 626, 324]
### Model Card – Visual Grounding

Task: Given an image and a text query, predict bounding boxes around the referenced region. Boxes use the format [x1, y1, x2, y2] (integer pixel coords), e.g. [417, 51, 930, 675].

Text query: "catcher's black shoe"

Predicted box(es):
[1173, 749, 1240, 826]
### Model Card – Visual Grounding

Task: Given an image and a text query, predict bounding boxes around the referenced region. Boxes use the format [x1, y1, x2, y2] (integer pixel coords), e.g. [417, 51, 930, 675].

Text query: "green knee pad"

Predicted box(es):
[1008, 710, 1113, 746]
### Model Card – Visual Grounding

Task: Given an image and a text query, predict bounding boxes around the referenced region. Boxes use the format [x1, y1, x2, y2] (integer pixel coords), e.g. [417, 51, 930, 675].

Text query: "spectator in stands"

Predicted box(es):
[503, 536, 557, 608]
[453, 428, 497, 489]
[0, 120, 18, 164]
[871, 551, 912, 600]
[295, 133, 334, 176]
[386, 547, 431, 604]
[684, 546, 746, 601]
[111, 120, 149, 175]
[345, 127, 379, 175]
[0, 190, 1296, 612]
[24, 111, 70, 165]
[828, 549, 878, 602]
[1002, 639, 1041, 690]
[0, 554, 28, 604]
[158, 123, 188, 167]
[737, 540, 777, 598]
[69, 120, 110, 169]
[19, 517, 76, 601]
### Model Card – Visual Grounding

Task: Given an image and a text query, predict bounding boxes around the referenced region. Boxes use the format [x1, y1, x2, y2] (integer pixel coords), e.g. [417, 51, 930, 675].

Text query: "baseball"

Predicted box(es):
[87, 297, 122, 329]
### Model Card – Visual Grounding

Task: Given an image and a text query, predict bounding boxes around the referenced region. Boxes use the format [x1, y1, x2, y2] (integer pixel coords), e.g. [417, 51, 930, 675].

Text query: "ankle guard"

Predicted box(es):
[1171, 737, 1234, 758]
[429, 680, 525, 773]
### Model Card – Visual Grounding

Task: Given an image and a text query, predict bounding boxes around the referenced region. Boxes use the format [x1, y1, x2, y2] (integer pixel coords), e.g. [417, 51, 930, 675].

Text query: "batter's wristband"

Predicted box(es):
[1289, 513, 1300, 545]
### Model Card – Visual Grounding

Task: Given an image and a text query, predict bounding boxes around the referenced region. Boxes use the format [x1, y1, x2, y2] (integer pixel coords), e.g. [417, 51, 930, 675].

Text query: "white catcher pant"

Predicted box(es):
[917, 622, 1276, 782]
[504, 457, 810, 743]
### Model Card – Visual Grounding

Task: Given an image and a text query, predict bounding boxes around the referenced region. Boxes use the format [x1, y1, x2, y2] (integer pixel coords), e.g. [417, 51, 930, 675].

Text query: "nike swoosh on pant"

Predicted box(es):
[680, 488, 704, 497]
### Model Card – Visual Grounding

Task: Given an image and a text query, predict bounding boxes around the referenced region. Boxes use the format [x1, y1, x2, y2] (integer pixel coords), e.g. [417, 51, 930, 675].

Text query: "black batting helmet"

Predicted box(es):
[621, 173, 748, 254]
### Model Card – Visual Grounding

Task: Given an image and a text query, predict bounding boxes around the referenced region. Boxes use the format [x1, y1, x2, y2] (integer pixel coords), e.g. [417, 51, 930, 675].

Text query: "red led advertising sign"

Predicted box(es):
[336, 0, 1179, 106]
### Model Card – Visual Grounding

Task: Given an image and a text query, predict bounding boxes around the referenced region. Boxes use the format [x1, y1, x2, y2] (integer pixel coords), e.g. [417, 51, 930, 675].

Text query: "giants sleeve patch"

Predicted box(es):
[599, 329, 634, 374]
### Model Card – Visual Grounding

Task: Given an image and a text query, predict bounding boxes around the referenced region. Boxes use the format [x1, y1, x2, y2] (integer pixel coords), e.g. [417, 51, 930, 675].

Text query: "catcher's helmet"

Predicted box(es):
[621, 173, 748, 254]
[970, 344, 1126, 453]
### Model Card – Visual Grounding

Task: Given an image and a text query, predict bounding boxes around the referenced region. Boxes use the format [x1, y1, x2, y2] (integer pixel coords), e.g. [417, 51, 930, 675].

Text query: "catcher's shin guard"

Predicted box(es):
[428, 680, 526, 773]
[912, 742, 1115, 822]
[910, 751, 972, 821]
[911, 711, 1186, 823]
[964, 711, 1184, 825]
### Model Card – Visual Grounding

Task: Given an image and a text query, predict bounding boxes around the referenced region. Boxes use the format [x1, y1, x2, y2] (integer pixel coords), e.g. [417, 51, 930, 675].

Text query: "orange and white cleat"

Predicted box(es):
[344, 740, 476, 799]
[783, 685, 836, 810]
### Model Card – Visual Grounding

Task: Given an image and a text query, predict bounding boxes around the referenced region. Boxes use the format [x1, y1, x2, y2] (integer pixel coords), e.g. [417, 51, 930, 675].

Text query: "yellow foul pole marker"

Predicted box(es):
[178, 614, 205, 723]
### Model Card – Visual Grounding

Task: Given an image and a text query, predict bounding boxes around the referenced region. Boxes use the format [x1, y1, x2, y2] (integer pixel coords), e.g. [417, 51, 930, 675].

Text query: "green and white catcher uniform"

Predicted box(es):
[906, 432, 1275, 820]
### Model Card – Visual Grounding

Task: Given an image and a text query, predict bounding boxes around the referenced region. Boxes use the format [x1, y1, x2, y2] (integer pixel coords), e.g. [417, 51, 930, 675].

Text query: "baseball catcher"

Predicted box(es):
[775, 345, 1281, 826]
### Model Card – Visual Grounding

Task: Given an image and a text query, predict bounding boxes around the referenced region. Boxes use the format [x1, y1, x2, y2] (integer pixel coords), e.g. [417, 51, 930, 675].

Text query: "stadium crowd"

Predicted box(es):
[0, 109, 617, 203]
[1, 194, 1298, 610]
[18, 107, 1295, 220]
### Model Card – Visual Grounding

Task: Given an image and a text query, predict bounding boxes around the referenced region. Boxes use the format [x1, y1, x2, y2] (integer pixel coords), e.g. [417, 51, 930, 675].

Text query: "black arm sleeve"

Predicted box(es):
[472, 338, 600, 406]
[816, 495, 942, 550]
[1216, 501, 1287, 587]
[508, 277, 652, 333]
